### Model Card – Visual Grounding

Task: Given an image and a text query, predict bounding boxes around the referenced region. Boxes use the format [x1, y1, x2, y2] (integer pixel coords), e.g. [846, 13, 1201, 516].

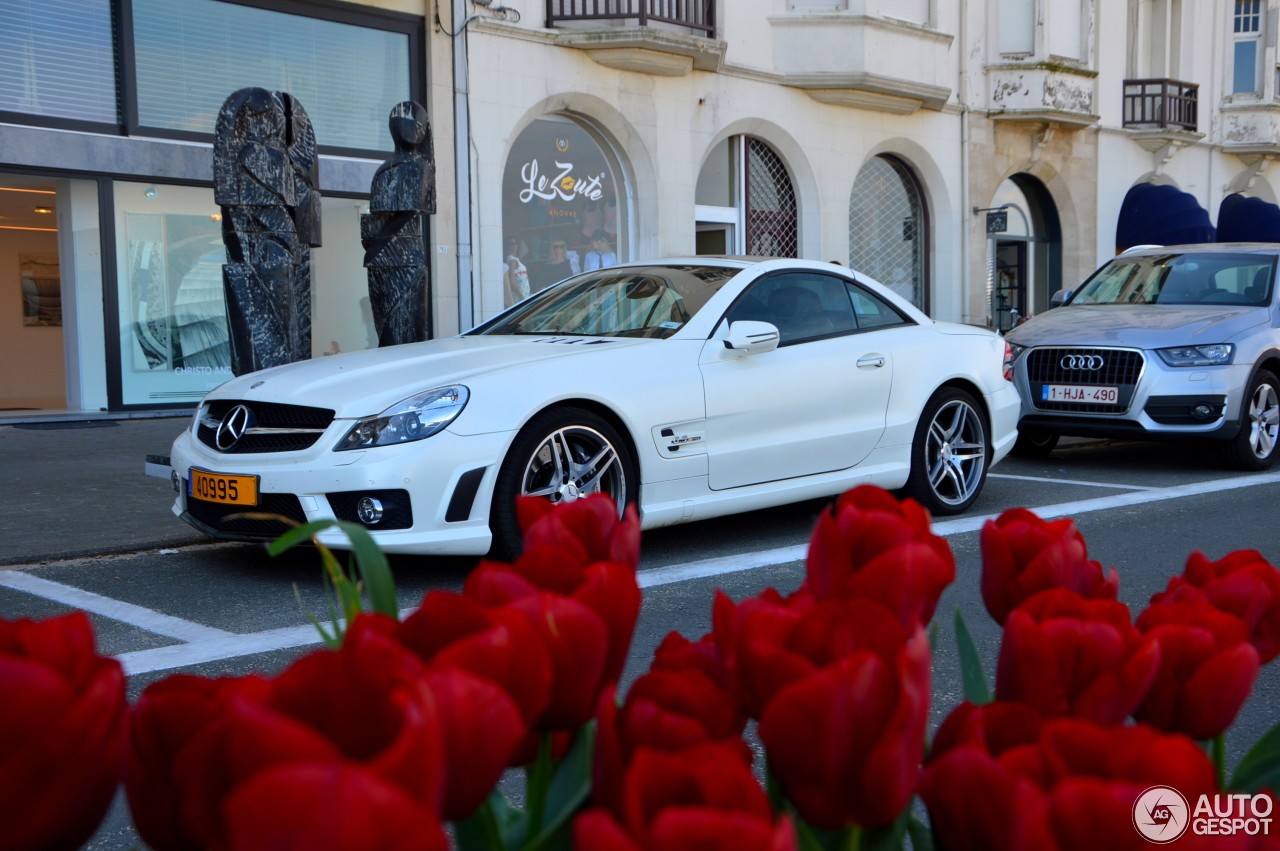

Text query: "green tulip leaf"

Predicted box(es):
[954, 608, 992, 705]
[331, 519, 398, 620]
[455, 791, 526, 851]
[862, 809, 908, 851]
[1229, 720, 1280, 793]
[907, 813, 935, 851]
[526, 723, 596, 850]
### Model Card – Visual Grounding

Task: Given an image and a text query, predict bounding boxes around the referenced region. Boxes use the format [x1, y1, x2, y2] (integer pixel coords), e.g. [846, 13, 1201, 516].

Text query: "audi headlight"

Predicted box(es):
[1155, 344, 1235, 367]
[335, 386, 469, 450]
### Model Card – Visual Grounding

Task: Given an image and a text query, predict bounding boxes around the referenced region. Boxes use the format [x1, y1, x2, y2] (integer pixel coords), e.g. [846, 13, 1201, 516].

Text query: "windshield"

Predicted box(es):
[471, 264, 738, 339]
[1072, 252, 1276, 307]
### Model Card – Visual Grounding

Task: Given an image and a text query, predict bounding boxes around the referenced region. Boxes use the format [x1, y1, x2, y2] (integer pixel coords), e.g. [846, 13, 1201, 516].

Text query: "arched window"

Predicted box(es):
[848, 155, 928, 311]
[695, 136, 797, 258]
[500, 116, 625, 307]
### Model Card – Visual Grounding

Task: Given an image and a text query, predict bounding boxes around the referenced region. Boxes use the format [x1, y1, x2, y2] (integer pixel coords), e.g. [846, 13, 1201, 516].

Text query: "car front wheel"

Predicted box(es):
[1010, 426, 1060, 458]
[489, 407, 636, 559]
[903, 387, 990, 515]
[1220, 369, 1280, 471]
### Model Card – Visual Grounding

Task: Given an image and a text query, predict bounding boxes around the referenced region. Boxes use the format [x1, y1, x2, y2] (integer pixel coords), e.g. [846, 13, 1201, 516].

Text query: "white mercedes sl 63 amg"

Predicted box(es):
[168, 257, 1019, 557]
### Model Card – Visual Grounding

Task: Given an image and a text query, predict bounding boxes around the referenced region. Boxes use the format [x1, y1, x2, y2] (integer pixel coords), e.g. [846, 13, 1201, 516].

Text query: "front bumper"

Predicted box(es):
[169, 419, 514, 556]
[1012, 347, 1245, 441]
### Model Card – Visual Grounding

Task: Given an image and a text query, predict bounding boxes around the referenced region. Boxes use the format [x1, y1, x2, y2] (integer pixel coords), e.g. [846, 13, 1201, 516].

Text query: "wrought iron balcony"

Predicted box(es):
[545, 0, 715, 37]
[1123, 79, 1198, 131]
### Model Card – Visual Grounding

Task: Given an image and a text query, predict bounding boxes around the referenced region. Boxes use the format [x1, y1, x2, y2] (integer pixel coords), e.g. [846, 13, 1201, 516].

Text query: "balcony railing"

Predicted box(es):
[545, 0, 715, 37]
[1123, 78, 1198, 131]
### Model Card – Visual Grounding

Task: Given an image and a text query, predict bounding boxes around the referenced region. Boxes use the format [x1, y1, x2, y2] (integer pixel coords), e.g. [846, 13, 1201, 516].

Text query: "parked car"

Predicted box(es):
[168, 257, 1019, 557]
[1004, 243, 1280, 469]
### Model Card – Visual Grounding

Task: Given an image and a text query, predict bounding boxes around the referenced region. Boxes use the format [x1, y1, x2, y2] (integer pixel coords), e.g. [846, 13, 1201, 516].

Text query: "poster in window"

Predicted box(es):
[20, 254, 61, 326]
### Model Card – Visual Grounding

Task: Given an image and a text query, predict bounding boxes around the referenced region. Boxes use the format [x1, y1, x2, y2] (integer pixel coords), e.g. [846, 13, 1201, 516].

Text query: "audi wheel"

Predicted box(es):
[1220, 369, 1280, 471]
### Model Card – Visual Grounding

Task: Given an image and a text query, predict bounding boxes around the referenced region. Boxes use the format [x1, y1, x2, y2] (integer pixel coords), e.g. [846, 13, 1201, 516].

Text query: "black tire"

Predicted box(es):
[1219, 369, 1280, 471]
[902, 387, 990, 515]
[489, 407, 637, 559]
[1010, 426, 1060, 458]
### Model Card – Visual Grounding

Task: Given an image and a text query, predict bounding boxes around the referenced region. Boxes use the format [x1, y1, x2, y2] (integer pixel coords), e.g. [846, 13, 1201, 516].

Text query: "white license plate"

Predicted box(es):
[1042, 384, 1119, 404]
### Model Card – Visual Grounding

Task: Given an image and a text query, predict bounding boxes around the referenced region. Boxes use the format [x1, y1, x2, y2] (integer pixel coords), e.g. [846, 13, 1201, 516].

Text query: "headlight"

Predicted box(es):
[1155, 344, 1235, 367]
[335, 385, 469, 450]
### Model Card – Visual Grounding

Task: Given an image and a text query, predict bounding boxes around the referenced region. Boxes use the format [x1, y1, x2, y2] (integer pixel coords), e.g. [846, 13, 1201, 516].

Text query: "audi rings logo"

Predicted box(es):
[1061, 354, 1105, 371]
[215, 405, 253, 451]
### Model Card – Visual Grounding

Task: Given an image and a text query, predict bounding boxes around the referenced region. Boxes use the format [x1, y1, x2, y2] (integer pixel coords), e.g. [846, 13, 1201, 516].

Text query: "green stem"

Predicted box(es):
[524, 733, 554, 847]
[843, 825, 863, 851]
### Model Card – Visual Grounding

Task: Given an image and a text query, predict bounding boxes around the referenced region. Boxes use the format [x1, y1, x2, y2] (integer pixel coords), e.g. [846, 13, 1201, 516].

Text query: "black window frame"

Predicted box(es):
[1, 0, 425, 158]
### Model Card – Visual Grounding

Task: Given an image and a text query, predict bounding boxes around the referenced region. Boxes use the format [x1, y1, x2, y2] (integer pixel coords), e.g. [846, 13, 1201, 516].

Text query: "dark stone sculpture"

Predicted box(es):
[361, 101, 435, 347]
[213, 87, 321, 375]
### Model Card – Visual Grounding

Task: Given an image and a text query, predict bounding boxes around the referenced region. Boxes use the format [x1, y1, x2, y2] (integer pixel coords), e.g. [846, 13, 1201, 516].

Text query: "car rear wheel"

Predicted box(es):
[1010, 426, 1060, 458]
[489, 407, 636, 559]
[903, 387, 990, 515]
[1219, 369, 1280, 471]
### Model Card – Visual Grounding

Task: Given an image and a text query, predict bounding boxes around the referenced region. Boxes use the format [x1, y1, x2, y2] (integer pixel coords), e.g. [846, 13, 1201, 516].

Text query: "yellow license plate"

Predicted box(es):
[188, 468, 259, 506]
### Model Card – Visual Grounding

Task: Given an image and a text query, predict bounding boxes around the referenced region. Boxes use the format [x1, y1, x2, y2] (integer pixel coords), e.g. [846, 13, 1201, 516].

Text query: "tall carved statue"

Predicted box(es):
[362, 101, 435, 347]
[213, 88, 321, 375]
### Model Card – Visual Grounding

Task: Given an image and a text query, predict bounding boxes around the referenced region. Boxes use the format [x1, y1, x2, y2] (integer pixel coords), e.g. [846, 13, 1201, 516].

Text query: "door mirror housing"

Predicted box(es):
[1049, 288, 1074, 308]
[723, 321, 781, 356]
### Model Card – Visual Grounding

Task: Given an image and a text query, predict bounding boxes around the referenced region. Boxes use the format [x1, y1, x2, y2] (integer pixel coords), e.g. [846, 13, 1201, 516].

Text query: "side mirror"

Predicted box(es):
[723, 320, 780, 356]
[1049, 288, 1074, 308]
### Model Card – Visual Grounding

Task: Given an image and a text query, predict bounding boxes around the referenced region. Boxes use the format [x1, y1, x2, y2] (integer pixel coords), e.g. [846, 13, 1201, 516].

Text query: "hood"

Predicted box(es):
[1006, 304, 1269, 349]
[205, 335, 648, 418]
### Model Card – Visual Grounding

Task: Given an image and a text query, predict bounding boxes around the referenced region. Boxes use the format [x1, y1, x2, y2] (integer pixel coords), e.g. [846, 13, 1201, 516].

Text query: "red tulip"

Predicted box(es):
[1151, 549, 1280, 663]
[1135, 595, 1260, 739]
[222, 762, 447, 850]
[711, 587, 815, 719]
[806, 485, 955, 627]
[980, 507, 1119, 625]
[922, 717, 1220, 851]
[0, 612, 126, 851]
[384, 593, 553, 727]
[930, 699, 1044, 760]
[517, 493, 641, 570]
[757, 618, 931, 830]
[575, 742, 795, 851]
[127, 629, 447, 850]
[126, 673, 272, 850]
[594, 633, 750, 816]
[996, 588, 1158, 724]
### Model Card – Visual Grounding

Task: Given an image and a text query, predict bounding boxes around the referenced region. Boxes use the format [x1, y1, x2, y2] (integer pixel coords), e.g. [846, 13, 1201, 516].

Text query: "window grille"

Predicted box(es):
[848, 156, 927, 311]
[744, 138, 797, 258]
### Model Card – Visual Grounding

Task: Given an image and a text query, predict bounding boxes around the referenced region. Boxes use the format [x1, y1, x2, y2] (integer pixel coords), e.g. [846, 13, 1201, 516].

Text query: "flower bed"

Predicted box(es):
[4, 487, 1280, 849]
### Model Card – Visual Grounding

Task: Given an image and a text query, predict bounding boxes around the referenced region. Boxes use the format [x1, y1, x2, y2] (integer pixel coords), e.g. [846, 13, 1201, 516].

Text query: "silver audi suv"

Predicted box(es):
[1004, 243, 1280, 469]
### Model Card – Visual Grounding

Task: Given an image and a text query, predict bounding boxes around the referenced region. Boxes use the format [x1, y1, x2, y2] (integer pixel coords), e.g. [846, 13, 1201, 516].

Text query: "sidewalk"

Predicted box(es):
[0, 417, 204, 566]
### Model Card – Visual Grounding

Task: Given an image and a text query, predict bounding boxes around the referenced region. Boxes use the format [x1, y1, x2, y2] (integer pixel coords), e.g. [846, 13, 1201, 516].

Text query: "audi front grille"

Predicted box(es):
[1025, 347, 1145, 413]
[197, 400, 336, 454]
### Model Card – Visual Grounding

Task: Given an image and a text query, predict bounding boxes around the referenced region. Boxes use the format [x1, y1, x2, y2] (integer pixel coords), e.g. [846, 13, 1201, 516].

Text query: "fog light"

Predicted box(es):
[356, 497, 384, 525]
[171, 470, 180, 493]
[1192, 403, 1214, 420]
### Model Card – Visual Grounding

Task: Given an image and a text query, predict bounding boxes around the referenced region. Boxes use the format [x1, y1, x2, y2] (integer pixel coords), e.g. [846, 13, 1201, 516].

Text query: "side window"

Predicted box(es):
[725, 273, 857, 344]
[847, 282, 909, 330]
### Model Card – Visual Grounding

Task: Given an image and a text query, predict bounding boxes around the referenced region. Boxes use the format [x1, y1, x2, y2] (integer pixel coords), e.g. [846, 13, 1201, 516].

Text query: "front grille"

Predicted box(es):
[1025, 347, 1145, 413]
[197, 400, 335, 454]
[184, 492, 307, 540]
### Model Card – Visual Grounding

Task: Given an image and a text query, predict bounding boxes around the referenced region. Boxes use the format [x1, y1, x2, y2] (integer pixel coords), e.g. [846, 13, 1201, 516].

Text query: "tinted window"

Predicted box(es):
[726, 273, 856, 344]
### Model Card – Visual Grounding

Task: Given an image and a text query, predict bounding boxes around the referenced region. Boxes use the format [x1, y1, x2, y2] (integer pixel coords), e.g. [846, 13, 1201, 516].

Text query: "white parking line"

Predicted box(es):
[988, 472, 1161, 490]
[18, 470, 1280, 677]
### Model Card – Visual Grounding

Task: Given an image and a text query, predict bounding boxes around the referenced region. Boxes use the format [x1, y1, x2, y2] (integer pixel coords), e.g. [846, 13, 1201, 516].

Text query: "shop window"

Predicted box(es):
[500, 116, 625, 308]
[112, 182, 371, 406]
[130, 0, 418, 153]
[848, 155, 928, 311]
[0, 0, 117, 126]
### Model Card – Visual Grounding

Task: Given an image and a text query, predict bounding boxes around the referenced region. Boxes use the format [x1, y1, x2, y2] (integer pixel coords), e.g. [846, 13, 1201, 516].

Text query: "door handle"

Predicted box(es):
[857, 355, 886, 368]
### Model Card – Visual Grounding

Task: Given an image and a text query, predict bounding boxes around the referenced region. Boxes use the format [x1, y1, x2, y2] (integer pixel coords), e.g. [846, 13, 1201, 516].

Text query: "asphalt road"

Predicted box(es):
[3, 435, 1279, 848]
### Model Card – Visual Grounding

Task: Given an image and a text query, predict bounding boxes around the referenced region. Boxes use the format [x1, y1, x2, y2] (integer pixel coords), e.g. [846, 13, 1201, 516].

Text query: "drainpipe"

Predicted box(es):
[958, 0, 973, 325]
[453, 0, 475, 331]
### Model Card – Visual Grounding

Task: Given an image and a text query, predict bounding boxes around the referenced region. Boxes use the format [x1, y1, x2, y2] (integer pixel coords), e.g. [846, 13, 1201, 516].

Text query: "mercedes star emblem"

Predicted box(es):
[215, 405, 253, 451]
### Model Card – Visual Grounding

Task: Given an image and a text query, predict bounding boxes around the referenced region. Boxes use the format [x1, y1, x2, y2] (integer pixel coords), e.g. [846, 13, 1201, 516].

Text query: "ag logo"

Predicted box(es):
[1134, 785, 1190, 843]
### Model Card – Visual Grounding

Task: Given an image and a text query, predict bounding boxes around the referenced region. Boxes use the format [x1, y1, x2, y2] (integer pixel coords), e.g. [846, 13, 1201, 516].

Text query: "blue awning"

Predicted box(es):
[1217, 193, 1280, 243]
[1115, 183, 1216, 252]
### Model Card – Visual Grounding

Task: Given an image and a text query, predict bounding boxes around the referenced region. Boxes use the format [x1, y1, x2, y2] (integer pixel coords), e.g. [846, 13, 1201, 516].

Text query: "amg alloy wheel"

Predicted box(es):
[904, 388, 990, 514]
[490, 407, 635, 558]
